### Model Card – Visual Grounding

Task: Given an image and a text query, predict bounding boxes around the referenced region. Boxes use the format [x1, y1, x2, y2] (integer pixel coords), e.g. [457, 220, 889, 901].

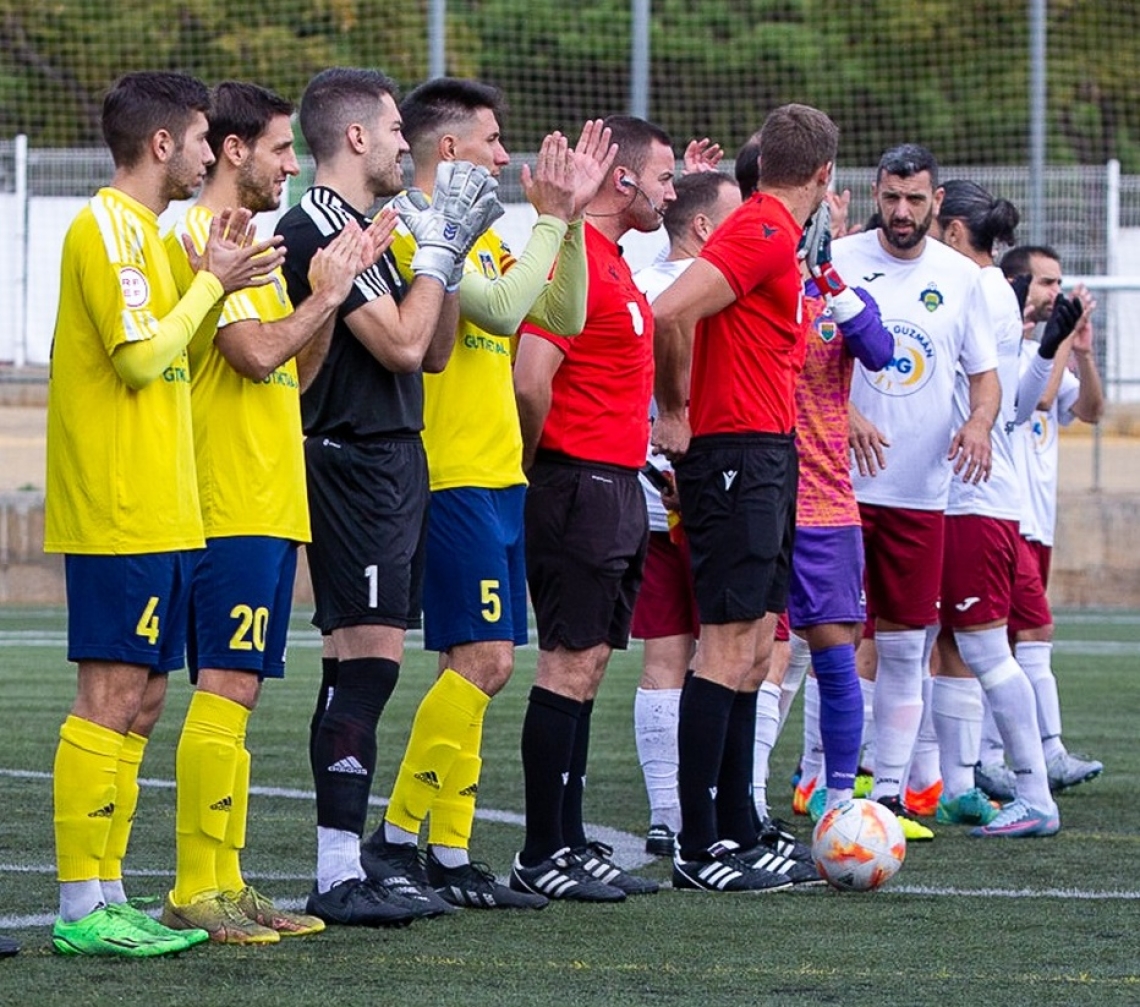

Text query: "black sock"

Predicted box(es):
[677, 676, 735, 860]
[716, 689, 760, 847]
[309, 655, 340, 779]
[312, 657, 399, 835]
[560, 699, 593, 850]
[519, 685, 583, 867]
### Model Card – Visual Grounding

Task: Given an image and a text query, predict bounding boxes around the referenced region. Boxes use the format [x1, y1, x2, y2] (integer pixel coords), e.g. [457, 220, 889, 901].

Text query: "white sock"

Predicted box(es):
[869, 629, 926, 801]
[859, 677, 876, 772]
[799, 675, 824, 790]
[979, 693, 1005, 765]
[100, 879, 128, 905]
[932, 676, 983, 800]
[778, 634, 812, 730]
[753, 681, 782, 819]
[957, 628, 1055, 811]
[907, 670, 941, 794]
[634, 686, 682, 832]
[1016, 641, 1066, 761]
[317, 826, 365, 893]
[60, 879, 104, 923]
[384, 821, 419, 847]
[428, 844, 470, 869]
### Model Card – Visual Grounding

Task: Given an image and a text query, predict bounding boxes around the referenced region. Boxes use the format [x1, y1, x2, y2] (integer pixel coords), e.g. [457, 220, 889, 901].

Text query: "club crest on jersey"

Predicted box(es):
[919, 283, 944, 312]
[861, 320, 935, 397]
[478, 249, 497, 279]
[119, 266, 149, 309]
[817, 318, 838, 343]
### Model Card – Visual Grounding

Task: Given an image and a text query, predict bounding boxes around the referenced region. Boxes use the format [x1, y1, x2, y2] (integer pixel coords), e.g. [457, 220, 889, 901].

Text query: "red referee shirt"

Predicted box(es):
[690, 193, 806, 436]
[521, 222, 654, 468]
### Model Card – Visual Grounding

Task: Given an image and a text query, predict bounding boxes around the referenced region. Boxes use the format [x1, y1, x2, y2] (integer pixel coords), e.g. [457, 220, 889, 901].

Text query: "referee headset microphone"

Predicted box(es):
[620, 173, 666, 218]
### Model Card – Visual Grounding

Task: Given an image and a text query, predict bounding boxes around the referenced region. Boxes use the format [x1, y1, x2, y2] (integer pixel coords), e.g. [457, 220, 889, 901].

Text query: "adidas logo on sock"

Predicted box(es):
[415, 770, 441, 789]
[327, 756, 368, 776]
[87, 803, 115, 818]
[210, 796, 233, 812]
[458, 783, 479, 798]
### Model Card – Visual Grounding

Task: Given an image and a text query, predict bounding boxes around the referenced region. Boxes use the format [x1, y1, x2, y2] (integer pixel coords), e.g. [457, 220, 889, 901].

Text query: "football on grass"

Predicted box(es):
[811, 798, 906, 892]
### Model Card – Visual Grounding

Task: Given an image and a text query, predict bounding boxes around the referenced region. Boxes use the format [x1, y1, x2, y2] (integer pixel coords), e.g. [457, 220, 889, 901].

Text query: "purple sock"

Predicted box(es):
[813, 643, 863, 795]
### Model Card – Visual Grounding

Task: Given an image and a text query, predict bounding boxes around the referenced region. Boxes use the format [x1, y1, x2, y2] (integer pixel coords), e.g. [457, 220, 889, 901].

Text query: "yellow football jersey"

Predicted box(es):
[392, 225, 525, 490]
[168, 204, 310, 542]
[45, 187, 204, 554]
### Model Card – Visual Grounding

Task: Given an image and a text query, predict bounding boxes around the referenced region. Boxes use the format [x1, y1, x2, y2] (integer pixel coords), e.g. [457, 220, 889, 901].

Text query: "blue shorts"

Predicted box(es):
[422, 485, 528, 652]
[65, 551, 198, 673]
[187, 536, 298, 679]
[787, 525, 866, 629]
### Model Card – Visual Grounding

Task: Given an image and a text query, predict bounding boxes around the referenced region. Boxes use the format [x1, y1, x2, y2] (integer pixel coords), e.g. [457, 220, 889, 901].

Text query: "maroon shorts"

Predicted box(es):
[860, 503, 944, 627]
[775, 611, 790, 642]
[940, 514, 1019, 630]
[630, 531, 700, 640]
[1007, 535, 1053, 634]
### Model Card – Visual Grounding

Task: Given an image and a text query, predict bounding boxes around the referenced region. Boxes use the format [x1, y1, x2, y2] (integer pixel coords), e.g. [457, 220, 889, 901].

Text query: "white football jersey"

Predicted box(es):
[636, 258, 693, 532]
[1014, 339, 1081, 545]
[833, 230, 996, 510]
[946, 266, 1023, 520]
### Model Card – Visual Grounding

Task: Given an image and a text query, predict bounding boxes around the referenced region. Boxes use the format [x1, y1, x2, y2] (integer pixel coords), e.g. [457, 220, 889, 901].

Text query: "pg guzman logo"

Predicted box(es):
[861, 320, 936, 397]
[1030, 410, 1056, 454]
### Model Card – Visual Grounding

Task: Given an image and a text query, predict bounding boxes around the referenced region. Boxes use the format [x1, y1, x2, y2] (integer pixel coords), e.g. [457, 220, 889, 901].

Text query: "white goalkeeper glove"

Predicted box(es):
[396, 161, 504, 291]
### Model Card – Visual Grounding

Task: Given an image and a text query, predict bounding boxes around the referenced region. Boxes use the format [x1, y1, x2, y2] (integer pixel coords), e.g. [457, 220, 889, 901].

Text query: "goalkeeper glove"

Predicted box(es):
[1039, 292, 1083, 360]
[397, 161, 505, 291]
[801, 201, 848, 297]
[1009, 273, 1031, 315]
[801, 201, 864, 322]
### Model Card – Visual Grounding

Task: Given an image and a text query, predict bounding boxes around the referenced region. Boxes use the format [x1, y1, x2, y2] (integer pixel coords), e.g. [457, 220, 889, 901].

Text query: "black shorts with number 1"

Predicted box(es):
[304, 433, 429, 634]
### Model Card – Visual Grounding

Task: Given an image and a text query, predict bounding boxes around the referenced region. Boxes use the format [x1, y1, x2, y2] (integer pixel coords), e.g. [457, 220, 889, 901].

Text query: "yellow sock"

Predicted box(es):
[54, 716, 124, 882]
[172, 691, 249, 905]
[427, 712, 485, 850]
[99, 732, 147, 890]
[386, 670, 489, 836]
[215, 739, 250, 894]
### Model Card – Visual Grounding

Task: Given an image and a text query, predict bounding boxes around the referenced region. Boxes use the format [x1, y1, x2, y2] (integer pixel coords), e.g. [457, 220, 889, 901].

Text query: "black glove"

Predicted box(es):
[1039, 292, 1083, 360]
[1010, 273, 1031, 315]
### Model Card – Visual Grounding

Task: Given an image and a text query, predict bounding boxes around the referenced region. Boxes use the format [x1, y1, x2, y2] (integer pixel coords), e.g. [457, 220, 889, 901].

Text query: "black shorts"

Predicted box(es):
[674, 432, 797, 625]
[524, 452, 649, 651]
[304, 434, 429, 634]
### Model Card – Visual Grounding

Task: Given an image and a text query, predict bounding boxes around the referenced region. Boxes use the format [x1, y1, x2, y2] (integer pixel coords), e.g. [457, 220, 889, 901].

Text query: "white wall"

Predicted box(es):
[0, 194, 22, 364]
[1110, 228, 1140, 403]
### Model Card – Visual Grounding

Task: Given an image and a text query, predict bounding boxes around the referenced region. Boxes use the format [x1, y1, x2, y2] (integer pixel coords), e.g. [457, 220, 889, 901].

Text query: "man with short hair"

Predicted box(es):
[652, 103, 840, 892]
[46, 70, 283, 957]
[630, 171, 742, 857]
[835, 145, 999, 841]
[161, 81, 374, 944]
[360, 77, 614, 910]
[995, 245, 1104, 795]
[276, 67, 501, 926]
[510, 114, 676, 903]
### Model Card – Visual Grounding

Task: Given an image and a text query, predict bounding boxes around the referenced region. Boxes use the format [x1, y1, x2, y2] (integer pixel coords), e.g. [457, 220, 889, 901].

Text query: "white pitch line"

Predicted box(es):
[0, 768, 649, 867]
[0, 765, 652, 932]
[888, 883, 1140, 900]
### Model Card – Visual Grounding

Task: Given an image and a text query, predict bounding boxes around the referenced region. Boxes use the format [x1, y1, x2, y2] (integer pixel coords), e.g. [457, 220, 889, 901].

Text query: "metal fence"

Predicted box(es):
[2, 142, 1138, 402]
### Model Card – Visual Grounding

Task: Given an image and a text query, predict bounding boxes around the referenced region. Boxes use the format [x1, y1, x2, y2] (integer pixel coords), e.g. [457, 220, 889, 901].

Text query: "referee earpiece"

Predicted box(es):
[619, 175, 635, 188]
